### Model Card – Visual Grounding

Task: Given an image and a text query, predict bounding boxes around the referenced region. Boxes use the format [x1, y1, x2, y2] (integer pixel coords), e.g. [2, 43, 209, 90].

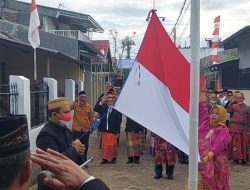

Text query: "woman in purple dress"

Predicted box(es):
[198, 91, 231, 189]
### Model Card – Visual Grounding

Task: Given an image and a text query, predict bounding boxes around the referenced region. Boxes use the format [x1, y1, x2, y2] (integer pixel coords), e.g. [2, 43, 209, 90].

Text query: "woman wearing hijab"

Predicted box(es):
[198, 91, 231, 189]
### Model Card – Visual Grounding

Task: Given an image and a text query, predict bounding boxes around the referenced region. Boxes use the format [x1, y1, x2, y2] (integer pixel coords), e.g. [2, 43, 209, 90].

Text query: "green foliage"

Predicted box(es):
[222, 54, 236, 62]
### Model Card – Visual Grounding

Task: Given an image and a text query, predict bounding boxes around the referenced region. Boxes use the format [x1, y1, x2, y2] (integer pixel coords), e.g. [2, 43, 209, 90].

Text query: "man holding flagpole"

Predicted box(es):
[28, 0, 40, 81]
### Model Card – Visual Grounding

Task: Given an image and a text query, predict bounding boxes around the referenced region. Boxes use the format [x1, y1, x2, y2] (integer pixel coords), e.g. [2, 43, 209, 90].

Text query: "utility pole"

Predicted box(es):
[110, 29, 118, 58]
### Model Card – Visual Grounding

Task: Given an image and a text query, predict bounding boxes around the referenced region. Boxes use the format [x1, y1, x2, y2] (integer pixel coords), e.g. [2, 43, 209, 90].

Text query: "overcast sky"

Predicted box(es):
[23, 0, 250, 58]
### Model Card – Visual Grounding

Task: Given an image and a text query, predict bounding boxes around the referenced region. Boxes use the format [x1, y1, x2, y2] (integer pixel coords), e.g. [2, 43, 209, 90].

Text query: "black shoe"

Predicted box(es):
[134, 160, 140, 164]
[127, 159, 134, 164]
[101, 159, 108, 164]
[167, 176, 174, 180]
[154, 174, 162, 179]
[110, 160, 116, 164]
[110, 158, 117, 164]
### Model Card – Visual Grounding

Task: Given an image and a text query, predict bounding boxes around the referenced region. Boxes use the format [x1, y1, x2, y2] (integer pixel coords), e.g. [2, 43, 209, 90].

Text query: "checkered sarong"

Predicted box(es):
[126, 132, 141, 157]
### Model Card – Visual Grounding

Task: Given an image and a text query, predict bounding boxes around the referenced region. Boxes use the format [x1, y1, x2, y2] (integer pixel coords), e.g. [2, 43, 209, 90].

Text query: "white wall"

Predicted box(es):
[59, 23, 70, 30]
[9, 76, 60, 152]
[65, 79, 75, 102]
[43, 16, 56, 31]
[44, 77, 58, 100]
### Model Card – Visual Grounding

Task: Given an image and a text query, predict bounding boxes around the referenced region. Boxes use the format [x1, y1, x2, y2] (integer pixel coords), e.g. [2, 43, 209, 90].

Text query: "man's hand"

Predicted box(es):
[31, 148, 90, 190]
[71, 139, 85, 155]
[101, 94, 107, 104]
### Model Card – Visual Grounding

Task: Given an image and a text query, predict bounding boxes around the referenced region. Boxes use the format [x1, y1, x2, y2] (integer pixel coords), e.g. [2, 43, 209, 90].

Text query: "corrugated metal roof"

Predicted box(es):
[222, 26, 250, 50]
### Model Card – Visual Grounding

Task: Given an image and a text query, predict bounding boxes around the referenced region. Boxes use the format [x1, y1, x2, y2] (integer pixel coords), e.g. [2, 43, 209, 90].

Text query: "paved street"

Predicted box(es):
[30, 117, 250, 190]
[86, 117, 250, 190]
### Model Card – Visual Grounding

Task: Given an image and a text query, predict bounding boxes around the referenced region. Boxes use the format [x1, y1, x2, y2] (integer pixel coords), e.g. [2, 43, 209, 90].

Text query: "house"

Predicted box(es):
[200, 48, 238, 90]
[206, 26, 250, 90]
[91, 40, 113, 81]
[221, 26, 250, 89]
[200, 26, 250, 104]
[0, 0, 106, 96]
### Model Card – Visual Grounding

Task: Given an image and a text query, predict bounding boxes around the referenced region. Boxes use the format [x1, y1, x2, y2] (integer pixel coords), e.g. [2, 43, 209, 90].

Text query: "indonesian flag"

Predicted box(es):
[28, 0, 40, 49]
[114, 11, 190, 154]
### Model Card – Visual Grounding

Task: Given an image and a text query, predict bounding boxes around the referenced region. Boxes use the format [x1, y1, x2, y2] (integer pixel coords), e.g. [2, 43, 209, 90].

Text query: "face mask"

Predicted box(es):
[60, 120, 71, 127]
[59, 113, 71, 127]
[210, 100, 217, 104]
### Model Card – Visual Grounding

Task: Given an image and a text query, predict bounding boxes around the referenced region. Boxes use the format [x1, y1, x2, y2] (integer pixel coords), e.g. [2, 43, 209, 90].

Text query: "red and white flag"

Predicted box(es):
[210, 16, 220, 64]
[114, 11, 190, 154]
[28, 0, 40, 49]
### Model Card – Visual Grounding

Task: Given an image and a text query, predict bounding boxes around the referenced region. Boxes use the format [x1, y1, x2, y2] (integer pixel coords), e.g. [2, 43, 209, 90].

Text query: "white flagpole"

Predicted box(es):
[188, 0, 200, 189]
[34, 48, 37, 81]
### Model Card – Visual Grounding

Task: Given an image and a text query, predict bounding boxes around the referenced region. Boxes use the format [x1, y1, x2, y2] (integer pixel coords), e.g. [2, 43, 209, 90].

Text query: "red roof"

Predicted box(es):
[91, 40, 110, 57]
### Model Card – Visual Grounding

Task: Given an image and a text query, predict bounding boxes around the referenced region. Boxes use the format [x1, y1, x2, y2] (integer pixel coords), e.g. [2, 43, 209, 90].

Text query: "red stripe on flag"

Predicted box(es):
[31, 0, 37, 11]
[137, 12, 190, 112]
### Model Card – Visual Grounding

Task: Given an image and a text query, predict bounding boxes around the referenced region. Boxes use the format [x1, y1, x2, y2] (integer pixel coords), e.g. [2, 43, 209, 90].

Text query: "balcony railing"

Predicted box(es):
[49, 30, 91, 43]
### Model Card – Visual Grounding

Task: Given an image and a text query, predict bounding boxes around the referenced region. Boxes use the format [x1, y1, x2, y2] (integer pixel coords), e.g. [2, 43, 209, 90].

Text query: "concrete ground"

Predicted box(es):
[30, 117, 250, 190]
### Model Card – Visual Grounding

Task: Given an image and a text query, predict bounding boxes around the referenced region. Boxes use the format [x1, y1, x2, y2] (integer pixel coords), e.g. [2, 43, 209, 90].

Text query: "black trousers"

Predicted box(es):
[128, 156, 140, 161]
[73, 131, 90, 162]
[155, 164, 174, 177]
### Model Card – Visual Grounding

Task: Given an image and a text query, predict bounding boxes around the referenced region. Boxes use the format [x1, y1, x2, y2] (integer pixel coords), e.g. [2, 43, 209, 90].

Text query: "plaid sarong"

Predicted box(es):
[140, 129, 146, 153]
[126, 132, 141, 157]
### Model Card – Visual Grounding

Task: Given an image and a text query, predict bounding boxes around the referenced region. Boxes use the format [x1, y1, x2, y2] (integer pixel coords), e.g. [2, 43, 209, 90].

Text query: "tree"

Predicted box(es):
[121, 36, 135, 59]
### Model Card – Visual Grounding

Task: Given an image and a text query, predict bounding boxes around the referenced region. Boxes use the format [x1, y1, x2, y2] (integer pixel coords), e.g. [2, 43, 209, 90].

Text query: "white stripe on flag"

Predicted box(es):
[114, 61, 189, 154]
[28, 6, 40, 49]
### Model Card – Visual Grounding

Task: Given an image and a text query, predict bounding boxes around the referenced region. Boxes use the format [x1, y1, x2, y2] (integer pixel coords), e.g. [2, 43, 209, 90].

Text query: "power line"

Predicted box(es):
[174, 0, 191, 32]
[176, 17, 190, 46]
[170, 0, 188, 36]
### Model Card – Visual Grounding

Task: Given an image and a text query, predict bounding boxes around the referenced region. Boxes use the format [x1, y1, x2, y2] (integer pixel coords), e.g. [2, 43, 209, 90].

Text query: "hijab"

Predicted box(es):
[210, 105, 227, 127]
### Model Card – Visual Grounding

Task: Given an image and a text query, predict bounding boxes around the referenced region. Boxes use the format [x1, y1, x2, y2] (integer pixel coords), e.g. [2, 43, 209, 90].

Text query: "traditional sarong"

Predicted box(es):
[154, 135, 176, 165]
[126, 132, 141, 157]
[140, 129, 146, 154]
[229, 127, 249, 162]
[101, 132, 118, 161]
[199, 132, 230, 190]
[228, 103, 250, 162]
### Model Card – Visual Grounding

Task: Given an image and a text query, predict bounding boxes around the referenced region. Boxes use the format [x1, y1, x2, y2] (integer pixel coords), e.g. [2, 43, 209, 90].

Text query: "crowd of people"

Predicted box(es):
[0, 81, 249, 190]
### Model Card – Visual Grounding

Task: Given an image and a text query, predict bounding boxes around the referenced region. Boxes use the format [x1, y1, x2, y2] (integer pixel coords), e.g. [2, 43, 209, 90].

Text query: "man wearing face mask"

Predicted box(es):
[36, 97, 85, 190]
[36, 97, 85, 165]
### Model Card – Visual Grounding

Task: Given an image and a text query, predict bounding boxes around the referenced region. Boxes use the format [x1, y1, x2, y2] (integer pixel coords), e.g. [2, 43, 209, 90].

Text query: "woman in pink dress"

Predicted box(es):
[198, 92, 231, 190]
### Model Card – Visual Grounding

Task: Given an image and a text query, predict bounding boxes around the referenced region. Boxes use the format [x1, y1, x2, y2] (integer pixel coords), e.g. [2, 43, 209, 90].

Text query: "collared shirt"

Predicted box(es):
[78, 176, 95, 190]
[72, 102, 93, 132]
[106, 106, 113, 130]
